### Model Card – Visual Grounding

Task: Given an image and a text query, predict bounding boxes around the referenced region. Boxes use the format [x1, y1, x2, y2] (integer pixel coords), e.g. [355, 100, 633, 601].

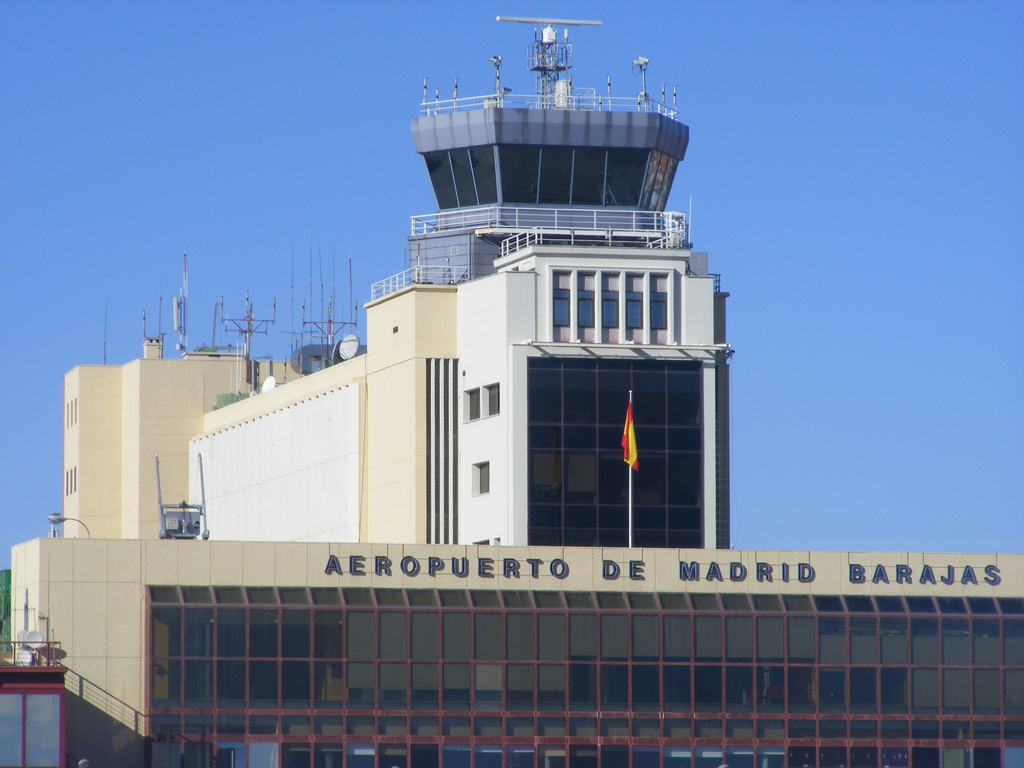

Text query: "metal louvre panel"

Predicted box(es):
[426, 358, 459, 544]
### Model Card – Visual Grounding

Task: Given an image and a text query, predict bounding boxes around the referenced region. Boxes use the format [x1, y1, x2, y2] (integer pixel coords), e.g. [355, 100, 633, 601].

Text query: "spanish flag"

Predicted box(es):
[621, 402, 639, 470]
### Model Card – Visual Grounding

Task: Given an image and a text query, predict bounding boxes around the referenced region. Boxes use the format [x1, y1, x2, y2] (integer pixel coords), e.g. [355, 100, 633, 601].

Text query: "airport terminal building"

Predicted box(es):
[4, 19, 1022, 768]
[9, 541, 1024, 767]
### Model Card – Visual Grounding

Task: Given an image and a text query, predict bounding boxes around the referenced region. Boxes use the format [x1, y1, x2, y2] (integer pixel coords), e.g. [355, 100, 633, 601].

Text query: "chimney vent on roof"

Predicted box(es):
[143, 337, 164, 360]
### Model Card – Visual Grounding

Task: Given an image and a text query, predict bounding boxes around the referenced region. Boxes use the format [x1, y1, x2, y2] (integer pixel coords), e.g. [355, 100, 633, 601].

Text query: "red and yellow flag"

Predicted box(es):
[621, 402, 639, 471]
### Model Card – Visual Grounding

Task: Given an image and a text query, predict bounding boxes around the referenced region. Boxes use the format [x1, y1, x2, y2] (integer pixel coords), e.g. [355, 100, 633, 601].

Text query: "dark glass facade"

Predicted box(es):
[421, 146, 678, 211]
[148, 587, 1024, 767]
[527, 357, 703, 548]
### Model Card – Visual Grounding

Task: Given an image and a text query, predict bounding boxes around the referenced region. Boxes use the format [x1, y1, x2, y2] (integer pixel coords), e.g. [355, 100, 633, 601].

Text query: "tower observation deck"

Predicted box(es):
[373, 18, 693, 299]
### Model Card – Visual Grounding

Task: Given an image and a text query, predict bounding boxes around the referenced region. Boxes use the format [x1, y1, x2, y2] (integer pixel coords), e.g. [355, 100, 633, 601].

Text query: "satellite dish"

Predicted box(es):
[25, 630, 44, 649]
[332, 334, 360, 364]
[261, 376, 277, 393]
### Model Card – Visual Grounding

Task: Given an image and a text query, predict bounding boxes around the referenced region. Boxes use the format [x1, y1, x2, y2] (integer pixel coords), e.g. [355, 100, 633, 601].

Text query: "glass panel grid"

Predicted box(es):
[149, 589, 1024, 762]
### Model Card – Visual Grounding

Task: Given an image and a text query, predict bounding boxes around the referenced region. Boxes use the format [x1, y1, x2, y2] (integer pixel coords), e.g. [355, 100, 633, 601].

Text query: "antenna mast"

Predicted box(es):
[221, 293, 277, 388]
[173, 253, 188, 353]
[632, 56, 650, 105]
[488, 55, 502, 95]
[497, 16, 601, 108]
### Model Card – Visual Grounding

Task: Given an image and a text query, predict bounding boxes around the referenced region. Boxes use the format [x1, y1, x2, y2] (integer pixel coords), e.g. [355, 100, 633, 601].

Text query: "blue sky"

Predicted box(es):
[1, 1, 1021, 567]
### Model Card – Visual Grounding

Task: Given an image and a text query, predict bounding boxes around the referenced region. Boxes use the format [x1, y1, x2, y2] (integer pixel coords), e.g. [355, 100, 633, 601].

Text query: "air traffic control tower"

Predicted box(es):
[402, 16, 691, 286]
[370, 17, 730, 550]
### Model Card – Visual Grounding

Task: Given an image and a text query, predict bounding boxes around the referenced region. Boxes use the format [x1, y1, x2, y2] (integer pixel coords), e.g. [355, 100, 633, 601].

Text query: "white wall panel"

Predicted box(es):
[189, 384, 360, 542]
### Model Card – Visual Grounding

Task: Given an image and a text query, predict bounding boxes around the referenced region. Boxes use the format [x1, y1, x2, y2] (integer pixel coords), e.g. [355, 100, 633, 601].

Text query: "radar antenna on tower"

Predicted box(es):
[497, 16, 601, 108]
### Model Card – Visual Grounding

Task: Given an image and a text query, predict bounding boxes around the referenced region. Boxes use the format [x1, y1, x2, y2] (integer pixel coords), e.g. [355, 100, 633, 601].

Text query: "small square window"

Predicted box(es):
[473, 462, 490, 495]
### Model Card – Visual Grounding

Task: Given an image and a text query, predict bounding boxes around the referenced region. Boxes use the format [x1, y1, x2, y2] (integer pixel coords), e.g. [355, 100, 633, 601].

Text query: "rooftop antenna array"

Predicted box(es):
[292, 252, 359, 375]
[497, 16, 601, 108]
[172, 253, 188, 352]
[155, 453, 209, 540]
[220, 292, 277, 388]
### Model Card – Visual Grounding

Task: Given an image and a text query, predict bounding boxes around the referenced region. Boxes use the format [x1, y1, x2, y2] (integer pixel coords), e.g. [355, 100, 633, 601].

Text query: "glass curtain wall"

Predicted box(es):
[148, 587, 1024, 768]
[526, 356, 703, 548]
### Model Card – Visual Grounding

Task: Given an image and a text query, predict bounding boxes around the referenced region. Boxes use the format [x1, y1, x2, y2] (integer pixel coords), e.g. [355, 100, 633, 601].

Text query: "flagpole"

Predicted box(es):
[628, 389, 633, 548]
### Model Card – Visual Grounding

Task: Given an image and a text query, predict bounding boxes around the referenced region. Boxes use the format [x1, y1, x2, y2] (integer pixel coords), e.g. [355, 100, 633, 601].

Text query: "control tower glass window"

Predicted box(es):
[469, 147, 498, 205]
[423, 148, 499, 209]
[492, 146, 660, 209]
[500, 146, 541, 204]
[424, 142, 679, 211]
[604, 149, 649, 207]
[424, 152, 458, 210]
[641, 150, 679, 212]
[572, 149, 606, 205]
[450, 149, 478, 208]
[538, 147, 574, 205]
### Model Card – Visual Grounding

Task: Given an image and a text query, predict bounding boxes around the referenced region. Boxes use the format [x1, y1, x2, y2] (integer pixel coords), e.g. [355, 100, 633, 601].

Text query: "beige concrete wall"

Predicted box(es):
[13, 538, 150, 764]
[364, 283, 459, 365]
[64, 366, 123, 539]
[64, 357, 245, 541]
[363, 285, 458, 543]
[120, 358, 241, 539]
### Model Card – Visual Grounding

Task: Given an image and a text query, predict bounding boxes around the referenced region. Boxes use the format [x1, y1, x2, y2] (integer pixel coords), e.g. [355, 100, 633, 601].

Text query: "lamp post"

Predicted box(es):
[47, 513, 92, 539]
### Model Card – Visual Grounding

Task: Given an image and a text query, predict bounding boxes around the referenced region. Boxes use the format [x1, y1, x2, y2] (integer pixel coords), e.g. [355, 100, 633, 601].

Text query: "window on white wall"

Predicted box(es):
[602, 290, 618, 328]
[601, 274, 620, 343]
[552, 271, 571, 341]
[466, 385, 500, 421]
[553, 288, 570, 326]
[651, 277, 668, 329]
[486, 384, 500, 416]
[577, 272, 596, 343]
[473, 462, 491, 495]
[651, 274, 669, 343]
[466, 389, 481, 421]
[625, 274, 645, 342]
[626, 292, 643, 329]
